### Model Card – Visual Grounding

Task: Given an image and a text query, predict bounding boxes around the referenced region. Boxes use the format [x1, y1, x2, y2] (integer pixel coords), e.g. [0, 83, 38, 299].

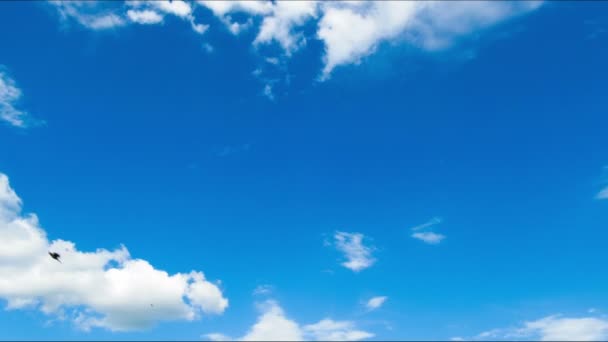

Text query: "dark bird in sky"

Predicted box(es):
[48, 252, 61, 263]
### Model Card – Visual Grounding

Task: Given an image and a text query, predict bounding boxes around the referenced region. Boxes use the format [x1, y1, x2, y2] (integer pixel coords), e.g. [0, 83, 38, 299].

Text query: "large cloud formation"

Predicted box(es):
[0, 173, 228, 331]
[47, 1, 543, 78]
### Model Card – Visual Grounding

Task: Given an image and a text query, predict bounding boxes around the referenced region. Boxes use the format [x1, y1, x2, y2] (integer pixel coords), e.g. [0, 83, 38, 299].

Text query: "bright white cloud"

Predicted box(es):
[253, 1, 318, 54]
[524, 315, 608, 341]
[241, 300, 303, 341]
[50, 0, 205, 34]
[333, 231, 376, 272]
[47, 1, 542, 79]
[197, 0, 272, 35]
[198, 1, 273, 17]
[0, 173, 228, 331]
[365, 296, 387, 311]
[0, 70, 29, 127]
[149, 0, 192, 18]
[474, 315, 608, 341]
[317, 1, 542, 77]
[127, 9, 163, 24]
[205, 300, 373, 341]
[412, 231, 446, 245]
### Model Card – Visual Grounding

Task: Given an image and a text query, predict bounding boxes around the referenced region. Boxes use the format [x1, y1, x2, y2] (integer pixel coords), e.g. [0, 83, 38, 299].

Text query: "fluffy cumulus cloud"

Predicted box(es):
[0, 70, 30, 127]
[471, 314, 608, 341]
[205, 300, 373, 341]
[0, 173, 228, 331]
[333, 231, 376, 272]
[45, 1, 543, 79]
[316, 1, 542, 76]
[365, 296, 387, 311]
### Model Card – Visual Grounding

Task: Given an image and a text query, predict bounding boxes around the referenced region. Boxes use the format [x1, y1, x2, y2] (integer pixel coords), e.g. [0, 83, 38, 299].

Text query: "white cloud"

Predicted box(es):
[253, 1, 318, 54]
[241, 300, 303, 341]
[191, 21, 209, 35]
[303, 319, 374, 341]
[317, 1, 542, 77]
[412, 231, 446, 245]
[198, 0, 273, 17]
[127, 9, 163, 25]
[149, 0, 192, 18]
[333, 231, 376, 272]
[46, 1, 542, 78]
[197, 0, 271, 35]
[0, 70, 30, 127]
[204, 333, 232, 341]
[50, 0, 206, 35]
[524, 315, 608, 341]
[0, 173, 228, 331]
[596, 186, 608, 200]
[206, 300, 373, 341]
[473, 314, 608, 341]
[365, 296, 387, 311]
[50, 1, 127, 30]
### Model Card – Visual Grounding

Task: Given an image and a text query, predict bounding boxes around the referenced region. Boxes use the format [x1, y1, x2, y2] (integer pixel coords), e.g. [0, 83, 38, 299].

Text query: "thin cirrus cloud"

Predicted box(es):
[204, 300, 373, 341]
[411, 231, 446, 245]
[332, 231, 376, 272]
[468, 314, 608, 341]
[44, 1, 543, 79]
[410, 217, 446, 245]
[0, 172, 228, 331]
[365, 296, 388, 311]
[596, 186, 608, 200]
[0, 69, 31, 128]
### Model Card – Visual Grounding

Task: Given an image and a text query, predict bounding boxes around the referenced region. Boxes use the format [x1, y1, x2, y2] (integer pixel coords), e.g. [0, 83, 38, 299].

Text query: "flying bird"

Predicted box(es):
[48, 252, 61, 263]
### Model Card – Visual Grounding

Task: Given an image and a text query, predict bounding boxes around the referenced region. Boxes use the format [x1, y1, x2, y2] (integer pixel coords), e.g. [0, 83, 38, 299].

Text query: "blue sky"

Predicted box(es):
[1, 1, 608, 340]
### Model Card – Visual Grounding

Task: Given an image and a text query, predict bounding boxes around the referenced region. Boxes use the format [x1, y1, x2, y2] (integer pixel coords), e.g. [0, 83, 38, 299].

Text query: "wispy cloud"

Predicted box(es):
[0, 172, 228, 331]
[205, 300, 373, 341]
[333, 231, 376, 272]
[411, 231, 446, 245]
[216, 143, 251, 157]
[253, 285, 273, 297]
[411, 217, 442, 231]
[0, 69, 31, 128]
[468, 314, 608, 341]
[410, 217, 446, 245]
[365, 296, 388, 311]
[263, 84, 275, 101]
[596, 186, 608, 200]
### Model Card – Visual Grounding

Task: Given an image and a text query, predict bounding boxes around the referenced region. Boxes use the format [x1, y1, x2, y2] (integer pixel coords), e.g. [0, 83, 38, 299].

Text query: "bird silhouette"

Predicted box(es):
[48, 252, 61, 263]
